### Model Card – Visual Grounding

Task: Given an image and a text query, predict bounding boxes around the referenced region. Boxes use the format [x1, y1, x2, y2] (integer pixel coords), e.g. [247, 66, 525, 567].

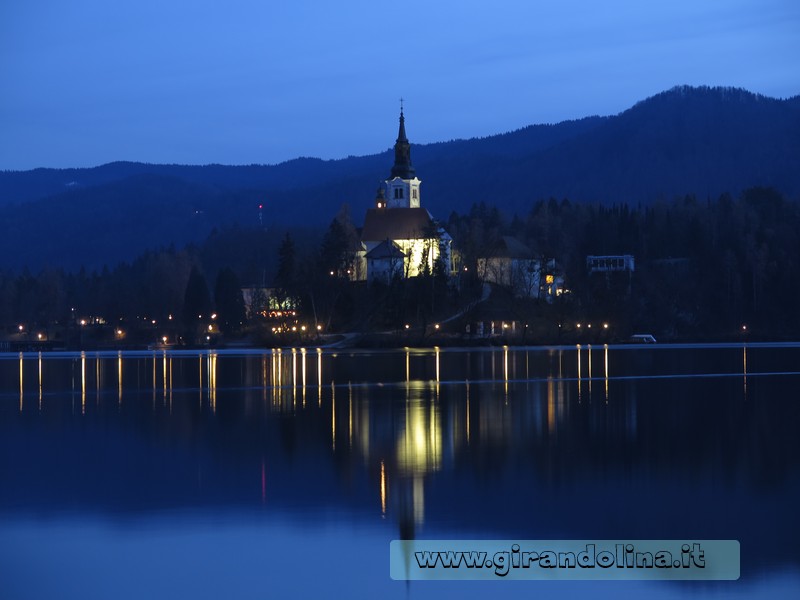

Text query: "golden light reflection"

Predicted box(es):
[18, 353, 23, 412]
[317, 348, 323, 407]
[331, 382, 336, 451]
[301, 348, 307, 407]
[169, 356, 173, 412]
[162, 351, 168, 402]
[547, 376, 555, 434]
[208, 352, 217, 412]
[81, 352, 86, 414]
[604, 344, 609, 402]
[576, 345, 582, 402]
[272, 349, 283, 409]
[292, 348, 297, 409]
[503, 346, 509, 400]
[380, 460, 387, 516]
[38, 352, 43, 410]
[396, 394, 442, 476]
[743, 345, 748, 399]
[405, 348, 410, 383]
[118, 352, 123, 406]
[587, 345, 593, 396]
[435, 346, 440, 383]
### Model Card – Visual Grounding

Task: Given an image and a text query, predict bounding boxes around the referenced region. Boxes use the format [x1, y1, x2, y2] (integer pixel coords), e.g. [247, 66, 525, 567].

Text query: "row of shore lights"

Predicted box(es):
[576, 323, 610, 329]
[272, 324, 323, 334]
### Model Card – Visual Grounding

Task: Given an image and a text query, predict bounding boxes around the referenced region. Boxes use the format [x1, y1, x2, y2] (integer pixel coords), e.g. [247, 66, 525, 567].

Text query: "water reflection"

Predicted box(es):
[208, 351, 217, 412]
[18, 352, 22, 412]
[743, 344, 748, 400]
[2, 345, 800, 584]
[81, 351, 86, 414]
[117, 352, 123, 406]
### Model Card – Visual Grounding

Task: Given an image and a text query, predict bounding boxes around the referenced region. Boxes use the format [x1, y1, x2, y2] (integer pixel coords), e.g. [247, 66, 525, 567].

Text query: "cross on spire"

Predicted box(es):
[391, 100, 414, 179]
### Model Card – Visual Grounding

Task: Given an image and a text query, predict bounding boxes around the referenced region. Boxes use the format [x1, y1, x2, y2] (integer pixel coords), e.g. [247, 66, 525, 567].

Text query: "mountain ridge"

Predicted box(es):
[1, 85, 798, 270]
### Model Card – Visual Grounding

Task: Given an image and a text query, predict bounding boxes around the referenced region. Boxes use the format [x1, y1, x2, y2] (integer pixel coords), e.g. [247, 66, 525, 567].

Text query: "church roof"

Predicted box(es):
[362, 207, 436, 242]
[390, 108, 416, 180]
[366, 239, 405, 259]
[486, 236, 535, 259]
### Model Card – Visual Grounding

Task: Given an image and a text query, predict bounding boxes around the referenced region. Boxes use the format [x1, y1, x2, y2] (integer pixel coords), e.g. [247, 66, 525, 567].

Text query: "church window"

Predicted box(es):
[394, 188, 404, 199]
[412, 188, 418, 200]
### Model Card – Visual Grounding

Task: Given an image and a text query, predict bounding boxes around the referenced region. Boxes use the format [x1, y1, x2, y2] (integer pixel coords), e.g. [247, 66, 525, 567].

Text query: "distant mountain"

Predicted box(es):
[0, 85, 798, 271]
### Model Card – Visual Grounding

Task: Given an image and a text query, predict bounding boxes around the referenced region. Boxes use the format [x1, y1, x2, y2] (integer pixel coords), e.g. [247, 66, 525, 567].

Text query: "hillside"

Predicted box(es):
[0, 85, 798, 271]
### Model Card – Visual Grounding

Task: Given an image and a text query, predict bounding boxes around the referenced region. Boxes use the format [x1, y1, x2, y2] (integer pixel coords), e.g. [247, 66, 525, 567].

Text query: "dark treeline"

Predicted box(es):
[446, 185, 799, 338]
[1, 186, 798, 345]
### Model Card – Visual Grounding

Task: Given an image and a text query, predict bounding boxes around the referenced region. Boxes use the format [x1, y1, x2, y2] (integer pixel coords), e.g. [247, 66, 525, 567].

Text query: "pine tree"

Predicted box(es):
[214, 268, 246, 333]
[182, 266, 211, 332]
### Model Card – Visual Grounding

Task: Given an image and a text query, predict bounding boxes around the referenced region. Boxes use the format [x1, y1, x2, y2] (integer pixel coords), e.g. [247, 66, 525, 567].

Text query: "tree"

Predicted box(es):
[214, 268, 247, 333]
[182, 266, 211, 331]
[273, 232, 297, 309]
[320, 218, 351, 277]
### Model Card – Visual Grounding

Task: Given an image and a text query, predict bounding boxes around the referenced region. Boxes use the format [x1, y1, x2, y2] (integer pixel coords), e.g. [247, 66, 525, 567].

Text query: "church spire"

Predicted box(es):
[390, 103, 415, 179]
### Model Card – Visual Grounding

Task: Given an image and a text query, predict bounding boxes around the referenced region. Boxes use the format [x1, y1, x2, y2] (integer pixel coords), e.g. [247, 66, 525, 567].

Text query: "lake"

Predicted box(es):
[1, 344, 799, 599]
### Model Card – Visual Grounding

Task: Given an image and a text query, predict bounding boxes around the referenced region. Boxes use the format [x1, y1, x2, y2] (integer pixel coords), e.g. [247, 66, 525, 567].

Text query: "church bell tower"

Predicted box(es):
[384, 104, 421, 209]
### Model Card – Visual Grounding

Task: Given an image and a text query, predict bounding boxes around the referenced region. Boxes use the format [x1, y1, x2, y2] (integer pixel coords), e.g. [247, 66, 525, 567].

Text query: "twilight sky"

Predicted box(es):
[1, 0, 798, 171]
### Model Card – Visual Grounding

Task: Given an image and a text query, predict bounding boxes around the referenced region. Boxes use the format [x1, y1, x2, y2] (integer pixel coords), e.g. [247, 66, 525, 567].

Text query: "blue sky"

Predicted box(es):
[1, 0, 798, 170]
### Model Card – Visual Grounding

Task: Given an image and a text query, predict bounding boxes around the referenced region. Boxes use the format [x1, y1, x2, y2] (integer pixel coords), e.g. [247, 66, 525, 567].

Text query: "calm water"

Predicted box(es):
[1, 344, 799, 599]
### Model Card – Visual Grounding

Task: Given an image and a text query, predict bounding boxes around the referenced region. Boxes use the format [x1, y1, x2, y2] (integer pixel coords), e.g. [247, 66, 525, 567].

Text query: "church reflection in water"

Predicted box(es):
[5, 343, 783, 542]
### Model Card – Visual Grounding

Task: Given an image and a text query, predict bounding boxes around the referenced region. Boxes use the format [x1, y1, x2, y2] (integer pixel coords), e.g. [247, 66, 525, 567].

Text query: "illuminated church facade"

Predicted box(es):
[359, 109, 452, 283]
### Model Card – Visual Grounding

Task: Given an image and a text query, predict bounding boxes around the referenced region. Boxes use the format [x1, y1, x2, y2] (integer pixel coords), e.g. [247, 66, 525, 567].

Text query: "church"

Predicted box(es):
[358, 108, 452, 283]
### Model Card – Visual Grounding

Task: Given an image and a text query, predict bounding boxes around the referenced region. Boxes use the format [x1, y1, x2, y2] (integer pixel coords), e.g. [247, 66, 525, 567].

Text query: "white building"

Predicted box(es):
[478, 236, 563, 301]
[366, 239, 405, 284]
[361, 109, 451, 279]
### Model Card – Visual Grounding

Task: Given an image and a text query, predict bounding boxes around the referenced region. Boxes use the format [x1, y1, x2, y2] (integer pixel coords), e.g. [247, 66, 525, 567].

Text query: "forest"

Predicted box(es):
[0, 186, 797, 348]
[1, 86, 798, 273]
